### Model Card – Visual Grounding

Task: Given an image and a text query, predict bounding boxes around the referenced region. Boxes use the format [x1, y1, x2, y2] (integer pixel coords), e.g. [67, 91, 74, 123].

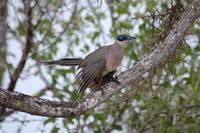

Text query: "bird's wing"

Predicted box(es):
[85, 45, 111, 62]
[77, 58, 106, 93]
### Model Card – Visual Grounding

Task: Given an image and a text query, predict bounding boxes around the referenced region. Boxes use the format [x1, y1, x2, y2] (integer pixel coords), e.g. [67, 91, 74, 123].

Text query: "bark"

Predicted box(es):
[0, 0, 200, 117]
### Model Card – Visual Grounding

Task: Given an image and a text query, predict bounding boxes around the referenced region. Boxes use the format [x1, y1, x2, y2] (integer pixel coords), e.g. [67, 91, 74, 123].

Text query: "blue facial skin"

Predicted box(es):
[117, 34, 135, 41]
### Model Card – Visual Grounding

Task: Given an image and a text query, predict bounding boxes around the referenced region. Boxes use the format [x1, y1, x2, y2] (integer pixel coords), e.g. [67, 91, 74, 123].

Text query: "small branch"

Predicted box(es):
[0, 110, 15, 122]
[7, 0, 33, 91]
[137, 115, 156, 133]
[0, 0, 6, 47]
[0, 0, 199, 118]
[0, 0, 7, 86]
[32, 0, 78, 58]
[0, 0, 33, 117]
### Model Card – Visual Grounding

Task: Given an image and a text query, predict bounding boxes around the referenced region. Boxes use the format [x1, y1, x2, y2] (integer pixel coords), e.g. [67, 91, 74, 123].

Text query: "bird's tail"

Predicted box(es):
[41, 58, 83, 66]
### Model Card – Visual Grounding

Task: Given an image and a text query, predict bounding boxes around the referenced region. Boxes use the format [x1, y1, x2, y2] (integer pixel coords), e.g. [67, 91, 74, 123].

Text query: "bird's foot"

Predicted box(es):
[104, 76, 121, 85]
[112, 76, 121, 85]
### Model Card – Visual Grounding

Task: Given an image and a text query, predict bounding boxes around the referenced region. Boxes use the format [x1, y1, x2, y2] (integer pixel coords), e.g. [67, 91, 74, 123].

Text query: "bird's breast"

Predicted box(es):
[105, 46, 123, 75]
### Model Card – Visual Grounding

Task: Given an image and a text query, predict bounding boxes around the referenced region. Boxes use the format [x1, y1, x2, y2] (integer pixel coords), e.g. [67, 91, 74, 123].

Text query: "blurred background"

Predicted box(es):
[0, 0, 200, 132]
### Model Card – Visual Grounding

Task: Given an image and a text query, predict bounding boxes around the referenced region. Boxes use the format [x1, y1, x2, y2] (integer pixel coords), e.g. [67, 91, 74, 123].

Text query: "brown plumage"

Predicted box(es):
[42, 34, 135, 93]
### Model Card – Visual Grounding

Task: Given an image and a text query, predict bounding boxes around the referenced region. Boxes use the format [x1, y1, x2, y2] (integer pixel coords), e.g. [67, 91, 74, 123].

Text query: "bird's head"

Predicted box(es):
[117, 34, 135, 46]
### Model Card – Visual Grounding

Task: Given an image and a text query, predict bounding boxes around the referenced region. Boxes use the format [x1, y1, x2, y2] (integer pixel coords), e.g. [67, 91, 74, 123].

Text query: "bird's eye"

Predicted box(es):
[117, 34, 131, 41]
[120, 36, 124, 40]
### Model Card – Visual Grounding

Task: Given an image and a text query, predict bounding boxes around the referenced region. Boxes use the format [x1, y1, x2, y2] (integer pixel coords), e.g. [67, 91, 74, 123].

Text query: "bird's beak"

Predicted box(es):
[129, 36, 136, 40]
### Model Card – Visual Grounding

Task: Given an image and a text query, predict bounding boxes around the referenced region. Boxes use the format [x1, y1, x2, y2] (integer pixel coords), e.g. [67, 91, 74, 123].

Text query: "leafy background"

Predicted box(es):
[0, 0, 200, 132]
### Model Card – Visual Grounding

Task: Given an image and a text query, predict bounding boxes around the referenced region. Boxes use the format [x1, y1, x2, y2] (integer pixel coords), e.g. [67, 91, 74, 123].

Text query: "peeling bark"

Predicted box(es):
[0, 0, 200, 117]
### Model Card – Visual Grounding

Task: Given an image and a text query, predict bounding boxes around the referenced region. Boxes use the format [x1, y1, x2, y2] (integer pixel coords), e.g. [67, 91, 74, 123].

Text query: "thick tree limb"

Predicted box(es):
[0, 0, 200, 117]
[0, 0, 79, 121]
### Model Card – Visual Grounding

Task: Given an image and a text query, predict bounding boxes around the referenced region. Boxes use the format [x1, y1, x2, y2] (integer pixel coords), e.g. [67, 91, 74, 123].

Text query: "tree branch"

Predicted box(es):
[0, 0, 200, 118]
[0, 0, 6, 47]
[7, 0, 33, 91]
[0, 0, 7, 85]
[0, 0, 33, 118]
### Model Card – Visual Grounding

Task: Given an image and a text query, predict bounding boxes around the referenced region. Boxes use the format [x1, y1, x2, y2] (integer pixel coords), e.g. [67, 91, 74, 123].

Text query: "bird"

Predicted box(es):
[43, 34, 135, 93]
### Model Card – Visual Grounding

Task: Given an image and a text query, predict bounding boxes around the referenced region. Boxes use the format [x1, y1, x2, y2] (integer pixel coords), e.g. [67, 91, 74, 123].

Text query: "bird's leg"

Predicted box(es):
[92, 71, 121, 93]
[103, 75, 121, 85]
[94, 78, 99, 85]
[96, 74, 103, 90]
[111, 76, 121, 85]
[103, 71, 121, 85]
[106, 70, 116, 77]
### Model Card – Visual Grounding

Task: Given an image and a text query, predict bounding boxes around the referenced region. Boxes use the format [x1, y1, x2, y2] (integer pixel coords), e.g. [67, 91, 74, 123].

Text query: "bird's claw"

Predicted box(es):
[110, 76, 121, 85]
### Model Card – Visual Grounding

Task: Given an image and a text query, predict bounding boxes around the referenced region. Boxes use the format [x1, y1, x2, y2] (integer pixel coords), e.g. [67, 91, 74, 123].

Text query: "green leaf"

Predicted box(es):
[121, 21, 133, 29]
[36, 90, 45, 97]
[83, 44, 90, 52]
[55, 69, 67, 75]
[93, 112, 107, 121]
[65, 68, 75, 74]
[146, 0, 156, 11]
[44, 118, 56, 125]
[51, 127, 59, 133]
[18, 23, 26, 36]
[85, 15, 94, 23]
[91, 32, 100, 42]
[83, 113, 90, 121]
[94, 128, 101, 133]
[111, 124, 122, 130]
[116, 6, 128, 14]
[63, 118, 74, 126]
[130, 50, 139, 61]
[70, 90, 79, 101]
